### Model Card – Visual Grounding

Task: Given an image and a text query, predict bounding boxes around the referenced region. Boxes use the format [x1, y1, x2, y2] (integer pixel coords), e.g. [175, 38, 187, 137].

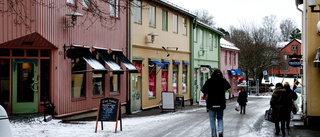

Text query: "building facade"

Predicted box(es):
[220, 38, 240, 98]
[0, 0, 135, 117]
[193, 21, 224, 103]
[130, 0, 196, 112]
[269, 39, 302, 77]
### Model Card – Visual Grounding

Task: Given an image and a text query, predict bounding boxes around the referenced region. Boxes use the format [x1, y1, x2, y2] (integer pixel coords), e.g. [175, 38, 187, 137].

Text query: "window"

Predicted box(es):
[162, 10, 168, 31]
[92, 73, 103, 96]
[194, 28, 197, 42]
[0, 59, 10, 104]
[284, 54, 289, 60]
[234, 53, 236, 65]
[182, 17, 187, 35]
[67, 0, 75, 4]
[292, 45, 298, 50]
[161, 64, 169, 92]
[199, 29, 203, 48]
[149, 61, 156, 98]
[173, 14, 178, 33]
[134, 0, 141, 23]
[209, 33, 213, 50]
[182, 65, 187, 93]
[225, 51, 227, 65]
[110, 54, 120, 93]
[149, 5, 156, 27]
[82, 0, 90, 9]
[229, 51, 231, 65]
[71, 58, 86, 98]
[110, 0, 119, 18]
[173, 64, 179, 94]
[213, 35, 217, 48]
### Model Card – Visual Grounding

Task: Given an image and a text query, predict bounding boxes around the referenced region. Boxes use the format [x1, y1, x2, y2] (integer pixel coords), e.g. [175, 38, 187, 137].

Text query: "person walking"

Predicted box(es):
[270, 83, 287, 136]
[237, 87, 248, 114]
[283, 82, 298, 135]
[202, 69, 230, 137]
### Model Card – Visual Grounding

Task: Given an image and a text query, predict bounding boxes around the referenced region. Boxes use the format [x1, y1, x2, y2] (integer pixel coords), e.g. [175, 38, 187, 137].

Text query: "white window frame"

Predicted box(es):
[182, 17, 187, 35]
[149, 5, 156, 27]
[67, 0, 75, 4]
[292, 45, 298, 50]
[83, 0, 90, 9]
[110, 0, 119, 18]
[134, 0, 141, 23]
[209, 33, 213, 50]
[173, 14, 178, 33]
[199, 29, 203, 48]
[194, 27, 197, 42]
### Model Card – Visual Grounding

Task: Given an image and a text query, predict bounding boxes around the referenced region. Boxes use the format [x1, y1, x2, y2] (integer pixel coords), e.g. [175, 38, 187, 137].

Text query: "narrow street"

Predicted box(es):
[10, 96, 277, 137]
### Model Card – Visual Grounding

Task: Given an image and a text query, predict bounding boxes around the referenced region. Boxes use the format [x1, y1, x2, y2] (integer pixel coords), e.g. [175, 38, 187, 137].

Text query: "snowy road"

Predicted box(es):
[10, 96, 273, 137]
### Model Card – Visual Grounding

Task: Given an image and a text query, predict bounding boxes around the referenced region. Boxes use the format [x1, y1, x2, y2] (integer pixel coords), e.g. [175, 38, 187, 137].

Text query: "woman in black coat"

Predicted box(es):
[270, 83, 287, 136]
[237, 87, 248, 114]
[283, 82, 298, 134]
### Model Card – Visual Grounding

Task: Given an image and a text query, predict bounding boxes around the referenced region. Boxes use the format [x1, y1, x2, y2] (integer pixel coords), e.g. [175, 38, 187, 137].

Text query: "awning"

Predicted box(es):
[162, 59, 170, 65]
[234, 69, 242, 76]
[152, 61, 165, 67]
[229, 69, 237, 76]
[111, 51, 138, 73]
[183, 60, 189, 65]
[173, 60, 180, 65]
[67, 47, 107, 73]
[95, 49, 123, 73]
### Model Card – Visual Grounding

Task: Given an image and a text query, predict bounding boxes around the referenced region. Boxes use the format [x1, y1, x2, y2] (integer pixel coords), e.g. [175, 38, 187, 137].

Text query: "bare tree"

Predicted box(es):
[193, 9, 215, 27]
[262, 15, 280, 47]
[280, 18, 297, 41]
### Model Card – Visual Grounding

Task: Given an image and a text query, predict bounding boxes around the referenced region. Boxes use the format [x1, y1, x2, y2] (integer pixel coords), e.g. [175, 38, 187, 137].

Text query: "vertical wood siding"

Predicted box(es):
[0, 0, 129, 116]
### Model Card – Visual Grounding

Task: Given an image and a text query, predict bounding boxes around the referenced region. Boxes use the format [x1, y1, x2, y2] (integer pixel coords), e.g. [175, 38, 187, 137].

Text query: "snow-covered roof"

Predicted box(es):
[220, 38, 240, 51]
[196, 21, 224, 36]
[154, 0, 196, 17]
[276, 39, 302, 48]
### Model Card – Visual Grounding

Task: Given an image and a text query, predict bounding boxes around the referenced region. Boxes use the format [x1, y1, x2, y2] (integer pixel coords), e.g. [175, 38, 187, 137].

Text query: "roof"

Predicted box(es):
[220, 38, 240, 51]
[196, 20, 225, 36]
[152, 0, 196, 18]
[276, 39, 302, 49]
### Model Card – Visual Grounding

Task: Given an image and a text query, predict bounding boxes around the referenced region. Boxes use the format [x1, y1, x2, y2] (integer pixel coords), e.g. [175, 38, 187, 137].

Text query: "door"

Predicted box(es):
[131, 74, 142, 112]
[12, 59, 38, 114]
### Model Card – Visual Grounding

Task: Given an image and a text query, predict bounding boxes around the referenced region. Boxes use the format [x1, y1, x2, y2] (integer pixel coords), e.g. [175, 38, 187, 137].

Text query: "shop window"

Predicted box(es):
[71, 58, 86, 98]
[162, 65, 168, 92]
[182, 65, 187, 93]
[40, 59, 50, 101]
[0, 49, 10, 56]
[110, 54, 120, 94]
[173, 64, 179, 94]
[149, 61, 156, 98]
[0, 59, 10, 109]
[92, 73, 103, 96]
[27, 49, 38, 57]
[12, 49, 25, 56]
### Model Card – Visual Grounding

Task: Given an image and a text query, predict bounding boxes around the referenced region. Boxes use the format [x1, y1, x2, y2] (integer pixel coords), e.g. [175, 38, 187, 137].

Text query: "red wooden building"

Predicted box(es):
[0, 0, 135, 118]
[269, 39, 302, 77]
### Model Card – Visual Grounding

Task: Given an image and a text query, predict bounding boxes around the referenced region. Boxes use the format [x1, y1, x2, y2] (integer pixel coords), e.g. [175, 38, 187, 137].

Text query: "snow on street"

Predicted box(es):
[10, 96, 273, 137]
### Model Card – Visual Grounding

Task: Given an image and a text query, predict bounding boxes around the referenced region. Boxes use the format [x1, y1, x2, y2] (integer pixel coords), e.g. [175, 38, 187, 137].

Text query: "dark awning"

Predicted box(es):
[95, 49, 123, 73]
[111, 51, 138, 73]
[67, 47, 107, 73]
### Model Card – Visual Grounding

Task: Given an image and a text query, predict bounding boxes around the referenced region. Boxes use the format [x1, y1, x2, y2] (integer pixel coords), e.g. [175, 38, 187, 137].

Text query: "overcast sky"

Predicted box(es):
[166, 0, 303, 30]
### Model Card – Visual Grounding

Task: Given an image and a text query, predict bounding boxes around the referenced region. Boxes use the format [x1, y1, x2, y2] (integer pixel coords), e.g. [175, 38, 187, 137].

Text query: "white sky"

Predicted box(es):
[166, 0, 303, 30]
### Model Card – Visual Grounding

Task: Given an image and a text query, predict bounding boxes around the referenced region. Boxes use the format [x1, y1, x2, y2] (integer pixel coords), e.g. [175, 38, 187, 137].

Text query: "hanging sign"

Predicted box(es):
[288, 59, 302, 67]
[95, 98, 122, 133]
[200, 67, 210, 73]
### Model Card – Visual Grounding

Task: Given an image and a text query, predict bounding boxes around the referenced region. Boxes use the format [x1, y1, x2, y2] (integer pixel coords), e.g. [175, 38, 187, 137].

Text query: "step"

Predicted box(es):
[292, 121, 304, 126]
[292, 114, 302, 121]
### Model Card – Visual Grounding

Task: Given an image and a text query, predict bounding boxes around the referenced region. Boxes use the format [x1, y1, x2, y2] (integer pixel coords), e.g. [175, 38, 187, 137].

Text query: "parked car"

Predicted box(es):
[0, 105, 12, 137]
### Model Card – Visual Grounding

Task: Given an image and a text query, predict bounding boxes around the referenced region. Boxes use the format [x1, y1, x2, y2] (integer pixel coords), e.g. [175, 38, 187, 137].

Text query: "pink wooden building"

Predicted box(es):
[220, 38, 241, 98]
[0, 0, 135, 118]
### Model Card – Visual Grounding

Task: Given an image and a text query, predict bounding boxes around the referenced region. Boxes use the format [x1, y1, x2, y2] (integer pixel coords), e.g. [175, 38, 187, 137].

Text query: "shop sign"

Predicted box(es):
[200, 67, 210, 73]
[288, 59, 302, 67]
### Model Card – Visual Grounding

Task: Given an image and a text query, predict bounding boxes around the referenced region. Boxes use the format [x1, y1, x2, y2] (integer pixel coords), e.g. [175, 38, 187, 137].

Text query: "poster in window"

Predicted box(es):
[132, 62, 141, 73]
[149, 71, 155, 97]
[182, 73, 186, 93]
[173, 72, 177, 94]
[161, 71, 168, 92]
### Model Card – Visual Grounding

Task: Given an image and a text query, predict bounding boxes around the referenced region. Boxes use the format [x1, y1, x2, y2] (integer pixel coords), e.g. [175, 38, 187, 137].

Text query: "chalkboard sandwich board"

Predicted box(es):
[95, 98, 122, 133]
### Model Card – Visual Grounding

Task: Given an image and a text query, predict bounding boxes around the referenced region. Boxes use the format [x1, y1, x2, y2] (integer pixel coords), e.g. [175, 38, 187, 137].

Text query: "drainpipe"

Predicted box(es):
[300, 0, 307, 119]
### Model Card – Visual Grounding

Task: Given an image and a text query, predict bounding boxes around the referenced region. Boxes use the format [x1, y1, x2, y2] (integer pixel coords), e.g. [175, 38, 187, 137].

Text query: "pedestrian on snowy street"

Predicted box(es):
[270, 83, 287, 136]
[202, 69, 230, 137]
[283, 82, 297, 134]
[237, 87, 248, 114]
